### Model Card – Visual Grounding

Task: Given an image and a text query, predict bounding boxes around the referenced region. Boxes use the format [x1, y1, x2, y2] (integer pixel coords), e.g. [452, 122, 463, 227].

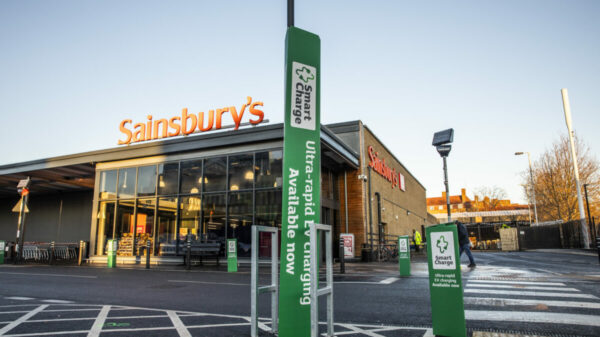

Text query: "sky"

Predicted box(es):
[1, 0, 599, 203]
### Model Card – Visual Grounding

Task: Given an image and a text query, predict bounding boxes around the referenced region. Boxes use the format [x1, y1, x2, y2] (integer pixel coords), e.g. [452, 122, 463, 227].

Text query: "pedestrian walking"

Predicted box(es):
[455, 221, 476, 268]
[412, 229, 422, 253]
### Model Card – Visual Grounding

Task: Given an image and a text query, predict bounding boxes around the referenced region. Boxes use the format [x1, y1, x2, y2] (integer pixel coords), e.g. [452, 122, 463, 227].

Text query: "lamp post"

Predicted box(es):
[432, 129, 454, 223]
[515, 152, 539, 226]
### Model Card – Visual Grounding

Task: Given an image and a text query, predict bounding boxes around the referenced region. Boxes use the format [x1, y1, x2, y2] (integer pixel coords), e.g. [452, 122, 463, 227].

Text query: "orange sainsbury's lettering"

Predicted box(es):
[117, 97, 265, 145]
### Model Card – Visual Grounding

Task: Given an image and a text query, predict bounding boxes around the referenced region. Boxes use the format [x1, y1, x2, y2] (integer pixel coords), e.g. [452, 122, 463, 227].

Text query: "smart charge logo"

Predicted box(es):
[290, 62, 316, 131]
[431, 231, 455, 270]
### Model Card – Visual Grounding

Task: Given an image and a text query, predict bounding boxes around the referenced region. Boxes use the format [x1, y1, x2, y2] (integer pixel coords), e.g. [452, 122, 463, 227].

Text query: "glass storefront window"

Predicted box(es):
[135, 198, 155, 255]
[99, 170, 117, 200]
[157, 197, 177, 255]
[95, 201, 115, 255]
[255, 150, 282, 188]
[204, 157, 227, 192]
[255, 189, 281, 258]
[228, 154, 254, 191]
[180, 160, 202, 195]
[115, 199, 135, 256]
[118, 167, 136, 199]
[137, 165, 157, 197]
[158, 163, 179, 195]
[228, 192, 253, 257]
[180, 195, 202, 241]
[202, 193, 226, 243]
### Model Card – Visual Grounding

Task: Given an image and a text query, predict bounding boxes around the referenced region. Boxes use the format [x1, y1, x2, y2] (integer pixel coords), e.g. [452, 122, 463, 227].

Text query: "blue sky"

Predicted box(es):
[1, 0, 598, 203]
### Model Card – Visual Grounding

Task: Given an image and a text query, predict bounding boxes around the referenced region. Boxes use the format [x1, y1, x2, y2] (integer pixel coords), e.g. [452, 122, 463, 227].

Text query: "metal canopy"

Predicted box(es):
[0, 163, 95, 197]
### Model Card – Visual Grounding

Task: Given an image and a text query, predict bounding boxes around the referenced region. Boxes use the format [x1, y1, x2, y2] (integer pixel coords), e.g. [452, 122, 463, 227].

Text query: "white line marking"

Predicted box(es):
[168, 280, 248, 286]
[336, 323, 386, 337]
[334, 281, 383, 285]
[464, 297, 600, 309]
[0, 304, 48, 335]
[4, 297, 35, 301]
[379, 277, 399, 284]
[41, 300, 74, 304]
[465, 310, 600, 327]
[0, 311, 31, 315]
[423, 328, 435, 337]
[467, 284, 580, 292]
[465, 289, 598, 299]
[0, 272, 96, 279]
[467, 279, 565, 286]
[25, 314, 169, 323]
[86, 305, 110, 337]
[167, 310, 192, 337]
[1, 330, 91, 336]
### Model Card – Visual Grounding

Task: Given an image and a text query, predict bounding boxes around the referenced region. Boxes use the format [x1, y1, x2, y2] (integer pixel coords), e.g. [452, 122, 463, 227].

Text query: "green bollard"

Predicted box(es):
[398, 235, 410, 276]
[426, 223, 466, 337]
[227, 238, 238, 272]
[107, 240, 117, 268]
[0, 241, 5, 264]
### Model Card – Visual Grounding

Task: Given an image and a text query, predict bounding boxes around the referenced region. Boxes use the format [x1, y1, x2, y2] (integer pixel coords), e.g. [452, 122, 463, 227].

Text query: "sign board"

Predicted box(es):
[12, 198, 29, 213]
[0, 241, 5, 264]
[426, 223, 466, 337]
[227, 238, 238, 272]
[107, 240, 117, 268]
[398, 235, 410, 276]
[340, 233, 354, 259]
[279, 26, 321, 337]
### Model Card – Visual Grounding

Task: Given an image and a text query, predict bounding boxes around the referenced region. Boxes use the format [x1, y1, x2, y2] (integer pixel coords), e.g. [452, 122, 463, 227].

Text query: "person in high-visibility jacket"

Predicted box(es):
[412, 229, 422, 252]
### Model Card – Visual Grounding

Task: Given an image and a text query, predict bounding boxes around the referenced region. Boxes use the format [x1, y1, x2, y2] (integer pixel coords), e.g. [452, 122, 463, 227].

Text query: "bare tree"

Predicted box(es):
[524, 134, 599, 222]
[469, 186, 509, 211]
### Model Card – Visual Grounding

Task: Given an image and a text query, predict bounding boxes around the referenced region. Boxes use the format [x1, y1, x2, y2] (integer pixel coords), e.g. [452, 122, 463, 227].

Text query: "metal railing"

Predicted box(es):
[310, 223, 334, 337]
[250, 225, 279, 337]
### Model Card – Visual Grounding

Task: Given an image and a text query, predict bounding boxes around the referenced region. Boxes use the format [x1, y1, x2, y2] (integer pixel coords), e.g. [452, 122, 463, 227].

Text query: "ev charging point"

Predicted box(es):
[0, 240, 5, 264]
[227, 238, 238, 272]
[398, 235, 410, 276]
[426, 223, 466, 337]
[107, 239, 117, 268]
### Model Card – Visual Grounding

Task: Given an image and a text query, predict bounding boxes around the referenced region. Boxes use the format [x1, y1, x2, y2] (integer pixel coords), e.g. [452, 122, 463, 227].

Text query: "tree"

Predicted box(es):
[469, 186, 509, 211]
[524, 134, 599, 222]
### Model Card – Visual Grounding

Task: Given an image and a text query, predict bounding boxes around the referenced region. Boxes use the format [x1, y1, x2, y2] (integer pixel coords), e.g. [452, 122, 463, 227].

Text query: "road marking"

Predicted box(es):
[467, 284, 580, 292]
[0, 304, 48, 335]
[41, 300, 74, 304]
[465, 310, 600, 327]
[167, 310, 192, 337]
[0, 311, 32, 315]
[4, 297, 35, 301]
[422, 328, 435, 337]
[464, 289, 598, 299]
[86, 305, 110, 337]
[168, 279, 248, 286]
[335, 281, 385, 285]
[467, 280, 565, 286]
[379, 277, 399, 284]
[464, 297, 600, 309]
[0, 272, 96, 279]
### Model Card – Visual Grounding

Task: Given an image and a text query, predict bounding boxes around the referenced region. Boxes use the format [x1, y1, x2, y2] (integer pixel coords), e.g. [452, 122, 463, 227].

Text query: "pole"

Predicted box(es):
[584, 184, 595, 242]
[527, 152, 539, 226]
[15, 194, 29, 263]
[367, 167, 374, 257]
[442, 156, 451, 222]
[287, 0, 294, 27]
[146, 240, 151, 269]
[344, 171, 348, 233]
[339, 238, 345, 274]
[561, 88, 590, 249]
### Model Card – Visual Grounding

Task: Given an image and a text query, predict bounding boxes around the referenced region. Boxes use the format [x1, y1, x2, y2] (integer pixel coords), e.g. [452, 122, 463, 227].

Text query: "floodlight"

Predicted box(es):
[432, 128, 454, 146]
[436, 145, 452, 157]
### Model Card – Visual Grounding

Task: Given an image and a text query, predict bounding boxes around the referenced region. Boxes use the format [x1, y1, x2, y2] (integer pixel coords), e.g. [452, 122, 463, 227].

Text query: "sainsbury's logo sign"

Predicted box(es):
[118, 96, 264, 145]
[368, 146, 406, 191]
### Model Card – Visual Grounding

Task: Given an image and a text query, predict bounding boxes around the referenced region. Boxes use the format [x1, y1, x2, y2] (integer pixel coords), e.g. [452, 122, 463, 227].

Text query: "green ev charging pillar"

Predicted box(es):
[227, 238, 238, 272]
[107, 239, 117, 268]
[426, 223, 466, 337]
[398, 235, 410, 276]
[0, 240, 5, 264]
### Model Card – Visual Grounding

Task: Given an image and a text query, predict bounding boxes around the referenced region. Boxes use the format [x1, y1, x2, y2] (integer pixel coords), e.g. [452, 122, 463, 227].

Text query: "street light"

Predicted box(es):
[515, 152, 539, 226]
[432, 128, 454, 223]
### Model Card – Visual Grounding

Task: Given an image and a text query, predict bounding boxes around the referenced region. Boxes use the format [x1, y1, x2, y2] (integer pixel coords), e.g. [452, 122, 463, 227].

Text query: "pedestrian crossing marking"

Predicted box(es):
[465, 310, 600, 327]
[467, 283, 580, 292]
[467, 280, 565, 286]
[464, 288, 598, 299]
[464, 297, 600, 309]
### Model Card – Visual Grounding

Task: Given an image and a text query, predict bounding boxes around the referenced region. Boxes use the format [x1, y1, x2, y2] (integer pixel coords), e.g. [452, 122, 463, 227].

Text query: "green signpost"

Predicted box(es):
[426, 223, 466, 337]
[227, 238, 238, 272]
[107, 239, 116, 268]
[279, 26, 321, 337]
[0, 240, 5, 264]
[398, 235, 410, 276]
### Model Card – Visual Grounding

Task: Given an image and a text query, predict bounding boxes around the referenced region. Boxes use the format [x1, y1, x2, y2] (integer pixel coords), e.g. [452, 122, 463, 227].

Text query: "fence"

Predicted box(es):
[5, 242, 87, 264]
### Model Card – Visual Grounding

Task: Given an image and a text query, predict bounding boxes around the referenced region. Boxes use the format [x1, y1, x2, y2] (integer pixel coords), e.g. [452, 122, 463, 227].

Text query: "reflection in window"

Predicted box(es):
[99, 170, 117, 200]
[204, 157, 227, 192]
[180, 160, 202, 194]
[229, 192, 253, 257]
[136, 198, 155, 255]
[255, 190, 281, 258]
[158, 163, 179, 195]
[203, 194, 226, 243]
[256, 150, 282, 188]
[115, 200, 135, 256]
[179, 196, 202, 241]
[157, 197, 177, 255]
[118, 168, 136, 199]
[229, 154, 253, 191]
[137, 165, 157, 197]
[96, 201, 115, 255]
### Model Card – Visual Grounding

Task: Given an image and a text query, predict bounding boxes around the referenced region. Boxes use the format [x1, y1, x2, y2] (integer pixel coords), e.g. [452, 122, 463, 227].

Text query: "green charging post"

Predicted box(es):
[398, 235, 410, 276]
[107, 239, 117, 268]
[0, 240, 5, 264]
[227, 238, 238, 272]
[426, 222, 466, 337]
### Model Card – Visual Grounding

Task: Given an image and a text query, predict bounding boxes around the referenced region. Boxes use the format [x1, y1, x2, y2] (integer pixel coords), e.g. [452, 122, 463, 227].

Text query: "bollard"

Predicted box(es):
[339, 238, 345, 274]
[0, 241, 5, 265]
[49, 241, 55, 265]
[107, 239, 117, 268]
[146, 241, 151, 269]
[186, 235, 192, 270]
[78, 241, 84, 266]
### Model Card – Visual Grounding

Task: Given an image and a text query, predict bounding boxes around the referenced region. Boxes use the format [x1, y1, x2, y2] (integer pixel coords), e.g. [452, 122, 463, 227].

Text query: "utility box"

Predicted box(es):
[107, 240, 117, 268]
[398, 236, 410, 276]
[227, 239, 238, 272]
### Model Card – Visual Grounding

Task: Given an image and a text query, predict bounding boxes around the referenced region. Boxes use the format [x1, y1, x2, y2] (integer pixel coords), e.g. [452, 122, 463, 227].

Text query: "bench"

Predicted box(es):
[181, 242, 222, 266]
